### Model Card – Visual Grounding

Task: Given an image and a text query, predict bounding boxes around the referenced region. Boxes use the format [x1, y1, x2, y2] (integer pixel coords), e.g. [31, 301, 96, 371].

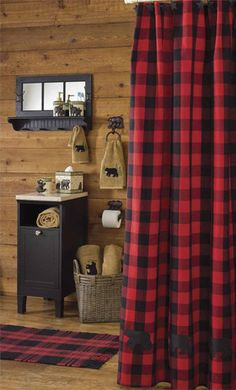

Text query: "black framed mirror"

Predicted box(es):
[9, 74, 92, 131]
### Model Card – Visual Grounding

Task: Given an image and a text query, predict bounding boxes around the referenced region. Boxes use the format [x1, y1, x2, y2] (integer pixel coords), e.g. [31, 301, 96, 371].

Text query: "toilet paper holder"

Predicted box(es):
[99, 200, 123, 221]
[107, 200, 122, 210]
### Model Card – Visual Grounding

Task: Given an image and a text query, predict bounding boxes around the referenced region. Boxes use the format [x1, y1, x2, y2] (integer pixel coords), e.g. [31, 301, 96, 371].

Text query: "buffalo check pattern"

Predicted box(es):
[118, 1, 236, 389]
[0, 324, 119, 369]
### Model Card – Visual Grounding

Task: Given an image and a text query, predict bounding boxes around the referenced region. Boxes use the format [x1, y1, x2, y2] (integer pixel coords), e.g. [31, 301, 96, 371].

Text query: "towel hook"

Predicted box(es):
[106, 116, 124, 141]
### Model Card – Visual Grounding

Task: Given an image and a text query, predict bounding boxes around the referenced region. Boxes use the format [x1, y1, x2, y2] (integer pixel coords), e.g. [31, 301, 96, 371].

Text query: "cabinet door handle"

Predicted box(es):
[35, 230, 42, 236]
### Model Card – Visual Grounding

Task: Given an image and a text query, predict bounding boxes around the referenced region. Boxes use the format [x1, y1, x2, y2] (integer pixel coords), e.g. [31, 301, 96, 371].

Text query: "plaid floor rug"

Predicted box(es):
[0, 324, 119, 369]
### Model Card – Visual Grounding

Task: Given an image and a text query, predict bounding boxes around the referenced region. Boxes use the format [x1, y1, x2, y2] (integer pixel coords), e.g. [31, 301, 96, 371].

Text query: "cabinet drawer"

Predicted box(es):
[19, 227, 60, 289]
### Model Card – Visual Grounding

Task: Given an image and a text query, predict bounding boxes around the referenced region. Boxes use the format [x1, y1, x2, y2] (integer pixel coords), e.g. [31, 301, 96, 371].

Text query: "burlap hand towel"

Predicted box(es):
[102, 244, 123, 275]
[68, 126, 89, 163]
[100, 138, 126, 189]
[36, 207, 60, 228]
[76, 245, 102, 275]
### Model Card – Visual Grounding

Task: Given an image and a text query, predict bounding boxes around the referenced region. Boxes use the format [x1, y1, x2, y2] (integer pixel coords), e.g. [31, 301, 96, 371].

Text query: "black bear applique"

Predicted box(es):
[125, 330, 152, 354]
[171, 334, 193, 356]
[61, 179, 70, 190]
[75, 145, 86, 152]
[70, 106, 82, 117]
[86, 261, 98, 275]
[54, 106, 65, 117]
[210, 338, 232, 360]
[105, 168, 119, 177]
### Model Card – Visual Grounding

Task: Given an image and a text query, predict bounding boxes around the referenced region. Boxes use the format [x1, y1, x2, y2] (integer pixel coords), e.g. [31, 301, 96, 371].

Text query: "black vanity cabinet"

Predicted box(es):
[16, 192, 88, 318]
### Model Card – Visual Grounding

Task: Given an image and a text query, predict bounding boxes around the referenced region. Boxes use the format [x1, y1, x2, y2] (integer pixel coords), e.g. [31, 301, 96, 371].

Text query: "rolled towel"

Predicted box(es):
[102, 244, 123, 275]
[76, 244, 102, 275]
[36, 207, 60, 228]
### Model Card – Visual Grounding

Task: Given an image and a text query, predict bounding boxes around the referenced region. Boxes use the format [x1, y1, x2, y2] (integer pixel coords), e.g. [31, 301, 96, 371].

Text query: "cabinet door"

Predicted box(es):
[19, 227, 60, 289]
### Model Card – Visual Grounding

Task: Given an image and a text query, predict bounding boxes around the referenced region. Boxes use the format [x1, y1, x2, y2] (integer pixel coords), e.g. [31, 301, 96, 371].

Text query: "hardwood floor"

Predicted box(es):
[1, 296, 208, 390]
[0, 295, 170, 390]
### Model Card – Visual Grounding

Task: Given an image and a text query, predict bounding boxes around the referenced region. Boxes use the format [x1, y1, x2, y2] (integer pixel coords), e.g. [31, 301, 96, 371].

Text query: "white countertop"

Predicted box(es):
[16, 192, 88, 202]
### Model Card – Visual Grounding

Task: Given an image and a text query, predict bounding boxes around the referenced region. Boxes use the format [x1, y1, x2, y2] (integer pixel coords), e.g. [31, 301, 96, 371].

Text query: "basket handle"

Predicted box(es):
[73, 259, 80, 274]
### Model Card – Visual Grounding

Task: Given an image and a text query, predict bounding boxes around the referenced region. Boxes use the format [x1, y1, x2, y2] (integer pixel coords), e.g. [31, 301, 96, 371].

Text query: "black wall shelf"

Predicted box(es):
[8, 74, 92, 131]
[8, 116, 89, 131]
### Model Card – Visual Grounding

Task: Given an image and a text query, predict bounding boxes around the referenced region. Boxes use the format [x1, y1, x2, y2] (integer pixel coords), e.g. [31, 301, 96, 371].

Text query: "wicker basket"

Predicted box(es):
[73, 259, 123, 323]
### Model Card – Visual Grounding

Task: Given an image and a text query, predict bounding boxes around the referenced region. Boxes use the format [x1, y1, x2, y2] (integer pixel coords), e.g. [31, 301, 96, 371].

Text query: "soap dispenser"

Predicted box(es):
[53, 92, 64, 117]
[63, 94, 74, 117]
[71, 91, 85, 117]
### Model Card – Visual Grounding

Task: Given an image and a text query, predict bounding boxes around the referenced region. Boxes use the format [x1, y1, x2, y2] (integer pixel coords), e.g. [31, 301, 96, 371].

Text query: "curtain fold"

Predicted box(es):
[118, 1, 236, 389]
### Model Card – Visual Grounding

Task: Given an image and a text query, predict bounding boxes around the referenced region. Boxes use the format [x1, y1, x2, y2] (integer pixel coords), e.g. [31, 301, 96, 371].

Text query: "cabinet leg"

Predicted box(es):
[17, 295, 27, 314]
[55, 298, 64, 318]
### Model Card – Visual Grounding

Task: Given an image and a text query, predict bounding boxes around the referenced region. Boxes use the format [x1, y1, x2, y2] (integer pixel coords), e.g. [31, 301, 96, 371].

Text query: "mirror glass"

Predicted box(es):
[65, 81, 86, 102]
[16, 75, 92, 129]
[23, 83, 42, 111]
[44, 82, 64, 110]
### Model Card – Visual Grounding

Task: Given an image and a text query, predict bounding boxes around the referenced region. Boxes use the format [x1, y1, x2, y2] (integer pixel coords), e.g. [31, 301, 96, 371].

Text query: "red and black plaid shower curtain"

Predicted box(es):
[118, 1, 236, 389]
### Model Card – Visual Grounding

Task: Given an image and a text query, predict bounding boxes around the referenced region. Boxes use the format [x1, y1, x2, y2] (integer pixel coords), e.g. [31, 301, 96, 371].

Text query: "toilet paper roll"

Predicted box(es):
[102, 210, 122, 228]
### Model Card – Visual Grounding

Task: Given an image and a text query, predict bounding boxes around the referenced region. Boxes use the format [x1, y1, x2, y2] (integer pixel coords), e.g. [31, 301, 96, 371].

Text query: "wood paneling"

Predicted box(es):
[0, 0, 135, 28]
[0, 142, 128, 173]
[0, 0, 133, 296]
[0, 23, 134, 52]
[0, 133, 129, 149]
[0, 47, 131, 75]
[0, 245, 17, 278]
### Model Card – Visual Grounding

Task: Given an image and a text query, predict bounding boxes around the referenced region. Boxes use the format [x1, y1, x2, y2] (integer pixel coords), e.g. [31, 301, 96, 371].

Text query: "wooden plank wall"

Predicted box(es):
[0, 0, 135, 295]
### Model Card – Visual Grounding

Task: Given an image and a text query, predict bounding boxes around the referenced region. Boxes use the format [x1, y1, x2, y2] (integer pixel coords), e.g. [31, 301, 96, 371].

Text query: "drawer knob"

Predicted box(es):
[35, 230, 42, 236]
